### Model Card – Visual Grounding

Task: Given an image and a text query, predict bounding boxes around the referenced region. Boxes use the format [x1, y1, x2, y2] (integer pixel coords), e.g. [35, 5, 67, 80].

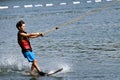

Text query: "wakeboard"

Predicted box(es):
[47, 68, 63, 76]
[22, 68, 63, 77]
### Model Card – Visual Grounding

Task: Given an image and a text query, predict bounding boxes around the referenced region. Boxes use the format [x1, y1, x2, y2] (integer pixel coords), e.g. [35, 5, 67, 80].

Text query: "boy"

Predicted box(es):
[16, 20, 47, 76]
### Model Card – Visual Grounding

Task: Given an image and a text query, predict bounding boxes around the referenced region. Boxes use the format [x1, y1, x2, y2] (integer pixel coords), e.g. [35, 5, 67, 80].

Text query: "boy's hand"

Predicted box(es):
[55, 27, 59, 30]
[39, 33, 44, 37]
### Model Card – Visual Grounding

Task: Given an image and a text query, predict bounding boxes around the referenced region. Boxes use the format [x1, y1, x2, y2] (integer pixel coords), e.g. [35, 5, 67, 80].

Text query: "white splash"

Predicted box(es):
[58, 64, 70, 73]
[48, 70, 54, 74]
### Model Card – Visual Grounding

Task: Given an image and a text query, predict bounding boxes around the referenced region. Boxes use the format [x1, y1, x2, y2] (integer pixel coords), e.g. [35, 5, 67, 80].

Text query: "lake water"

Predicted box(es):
[0, 0, 120, 80]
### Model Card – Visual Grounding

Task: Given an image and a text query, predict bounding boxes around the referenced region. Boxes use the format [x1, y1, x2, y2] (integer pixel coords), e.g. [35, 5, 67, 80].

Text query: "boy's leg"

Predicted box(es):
[32, 60, 47, 76]
[32, 60, 41, 73]
[31, 63, 35, 75]
[24, 51, 46, 76]
[24, 51, 41, 74]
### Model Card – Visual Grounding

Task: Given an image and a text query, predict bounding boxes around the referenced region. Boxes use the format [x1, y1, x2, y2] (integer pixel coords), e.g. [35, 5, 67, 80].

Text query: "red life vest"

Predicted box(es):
[20, 39, 31, 50]
[17, 31, 32, 53]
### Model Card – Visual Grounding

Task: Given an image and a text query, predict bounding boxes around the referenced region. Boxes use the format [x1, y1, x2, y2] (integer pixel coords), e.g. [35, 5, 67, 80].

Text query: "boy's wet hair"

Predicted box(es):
[16, 20, 25, 29]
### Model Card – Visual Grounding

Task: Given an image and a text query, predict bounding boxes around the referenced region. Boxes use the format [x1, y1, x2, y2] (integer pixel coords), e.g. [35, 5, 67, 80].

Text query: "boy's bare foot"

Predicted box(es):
[30, 72, 35, 76]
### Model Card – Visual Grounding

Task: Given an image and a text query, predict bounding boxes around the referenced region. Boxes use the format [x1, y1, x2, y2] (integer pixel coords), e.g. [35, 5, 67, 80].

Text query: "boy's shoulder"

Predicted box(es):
[18, 31, 27, 34]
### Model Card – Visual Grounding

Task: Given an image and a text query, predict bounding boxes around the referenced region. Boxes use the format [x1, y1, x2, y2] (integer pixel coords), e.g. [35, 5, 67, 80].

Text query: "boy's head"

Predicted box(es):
[16, 20, 25, 30]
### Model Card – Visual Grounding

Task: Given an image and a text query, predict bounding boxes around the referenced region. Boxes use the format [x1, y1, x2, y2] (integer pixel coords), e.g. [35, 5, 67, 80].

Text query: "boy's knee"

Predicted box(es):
[33, 60, 37, 63]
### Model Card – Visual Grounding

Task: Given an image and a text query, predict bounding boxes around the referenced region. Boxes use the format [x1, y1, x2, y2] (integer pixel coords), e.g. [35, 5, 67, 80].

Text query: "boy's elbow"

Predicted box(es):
[27, 33, 33, 37]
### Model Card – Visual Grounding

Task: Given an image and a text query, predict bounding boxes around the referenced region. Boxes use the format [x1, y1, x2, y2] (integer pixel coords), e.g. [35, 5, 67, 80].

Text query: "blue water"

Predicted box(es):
[0, 0, 120, 80]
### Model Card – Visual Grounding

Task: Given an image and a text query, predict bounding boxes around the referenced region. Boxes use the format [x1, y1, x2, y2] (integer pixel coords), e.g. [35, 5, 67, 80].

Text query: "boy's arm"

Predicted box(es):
[30, 33, 44, 38]
[20, 32, 44, 38]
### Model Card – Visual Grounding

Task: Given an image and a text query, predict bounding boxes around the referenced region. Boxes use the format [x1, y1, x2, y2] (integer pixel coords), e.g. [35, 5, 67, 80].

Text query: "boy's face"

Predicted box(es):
[19, 24, 26, 31]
